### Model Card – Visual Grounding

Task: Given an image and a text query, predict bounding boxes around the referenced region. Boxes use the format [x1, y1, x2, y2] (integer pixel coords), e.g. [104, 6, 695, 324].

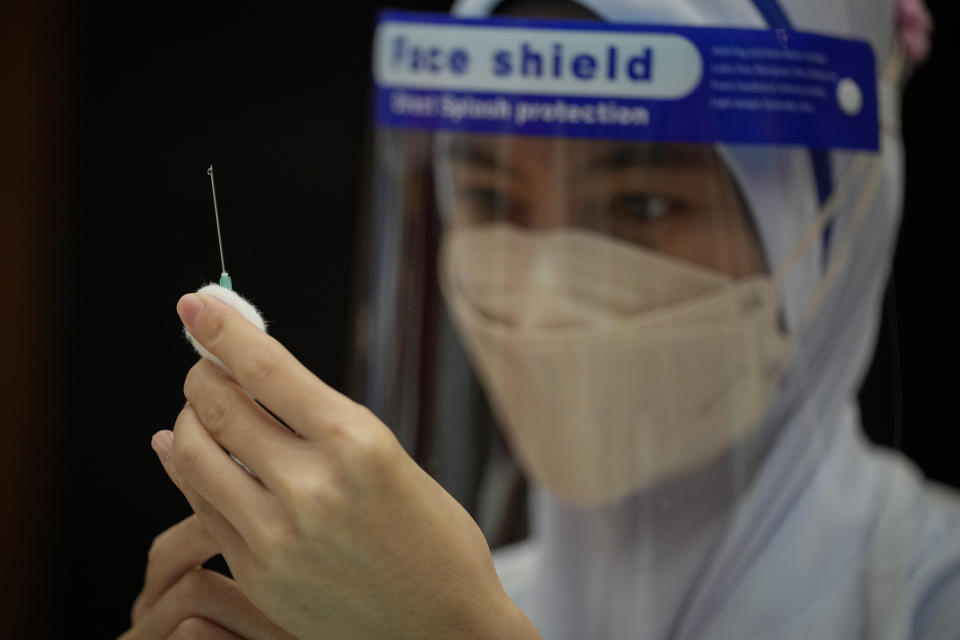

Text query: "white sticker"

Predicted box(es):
[836, 77, 863, 117]
[374, 23, 703, 100]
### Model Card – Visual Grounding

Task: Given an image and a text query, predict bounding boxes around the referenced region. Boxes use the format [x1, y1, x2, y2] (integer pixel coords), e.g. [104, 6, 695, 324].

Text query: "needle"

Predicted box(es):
[207, 165, 232, 290]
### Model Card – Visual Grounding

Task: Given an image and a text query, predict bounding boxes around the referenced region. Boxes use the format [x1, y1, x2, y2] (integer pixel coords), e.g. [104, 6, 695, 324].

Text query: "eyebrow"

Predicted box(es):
[585, 143, 711, 172]
[441, 138, 520, 177]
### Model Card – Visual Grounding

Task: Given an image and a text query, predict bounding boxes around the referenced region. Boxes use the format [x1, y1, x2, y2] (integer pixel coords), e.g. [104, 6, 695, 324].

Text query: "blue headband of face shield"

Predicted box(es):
[372, 11, 879, 152]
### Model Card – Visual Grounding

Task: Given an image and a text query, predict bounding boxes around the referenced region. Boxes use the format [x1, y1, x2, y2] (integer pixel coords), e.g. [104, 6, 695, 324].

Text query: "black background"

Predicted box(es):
[10, 1, 958, 637]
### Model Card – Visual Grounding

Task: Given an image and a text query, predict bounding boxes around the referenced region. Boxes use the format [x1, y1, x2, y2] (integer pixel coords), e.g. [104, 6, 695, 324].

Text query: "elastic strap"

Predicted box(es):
[748, 0, 792, 29]
[770, 49, 903, 289]
[773, 47, 903, 337]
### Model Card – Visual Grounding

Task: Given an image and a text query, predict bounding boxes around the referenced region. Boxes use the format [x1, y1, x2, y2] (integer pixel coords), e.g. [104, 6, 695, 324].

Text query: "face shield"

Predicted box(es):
[353, 6, 892, 523]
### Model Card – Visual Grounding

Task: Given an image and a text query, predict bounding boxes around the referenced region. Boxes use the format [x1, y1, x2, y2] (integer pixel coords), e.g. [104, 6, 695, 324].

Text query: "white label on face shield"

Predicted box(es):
[374, 23, 703, 100]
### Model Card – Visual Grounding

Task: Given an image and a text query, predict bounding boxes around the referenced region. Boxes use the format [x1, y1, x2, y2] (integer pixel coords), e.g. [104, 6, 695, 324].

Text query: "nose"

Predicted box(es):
[511, 193, 574, 230]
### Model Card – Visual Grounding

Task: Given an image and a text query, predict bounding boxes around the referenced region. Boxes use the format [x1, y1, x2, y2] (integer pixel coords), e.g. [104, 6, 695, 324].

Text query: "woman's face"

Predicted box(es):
[437, 133, 767, 278]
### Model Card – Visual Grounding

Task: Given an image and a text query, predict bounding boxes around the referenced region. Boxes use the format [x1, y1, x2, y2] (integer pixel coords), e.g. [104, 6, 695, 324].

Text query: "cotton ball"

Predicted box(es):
[184, 283, 267, 371]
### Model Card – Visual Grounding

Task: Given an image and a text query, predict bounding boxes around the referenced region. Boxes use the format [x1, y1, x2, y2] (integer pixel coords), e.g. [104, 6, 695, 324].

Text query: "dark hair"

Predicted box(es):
[493, 0, 600, 20]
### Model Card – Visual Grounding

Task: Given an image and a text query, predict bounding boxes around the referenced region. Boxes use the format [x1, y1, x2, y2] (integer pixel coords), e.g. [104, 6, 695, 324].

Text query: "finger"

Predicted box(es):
[177, 293, 361, 439]
[183, 358, 301, 491]
[131, 568, 289, 640]
[167, 617, 244, 640]
[170, 407, 287, 545]
[153, 429, 249, 563]
[132, 514, 219, 625]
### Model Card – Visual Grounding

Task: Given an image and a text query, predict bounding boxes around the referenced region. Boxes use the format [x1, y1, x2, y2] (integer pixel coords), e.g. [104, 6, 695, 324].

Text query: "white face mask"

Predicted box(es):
[439, 224, 793, 506]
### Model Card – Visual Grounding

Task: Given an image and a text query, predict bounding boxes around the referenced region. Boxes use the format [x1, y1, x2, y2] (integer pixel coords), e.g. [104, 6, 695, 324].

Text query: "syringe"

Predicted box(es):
[206, 164, 233, 290]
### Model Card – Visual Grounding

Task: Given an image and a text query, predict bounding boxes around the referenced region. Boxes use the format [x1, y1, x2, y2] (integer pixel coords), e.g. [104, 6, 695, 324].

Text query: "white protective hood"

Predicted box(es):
[447, 1, 960, 638]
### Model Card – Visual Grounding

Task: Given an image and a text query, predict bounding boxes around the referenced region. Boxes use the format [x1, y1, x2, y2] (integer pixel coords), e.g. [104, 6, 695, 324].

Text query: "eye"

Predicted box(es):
[613, 193, 674, 223]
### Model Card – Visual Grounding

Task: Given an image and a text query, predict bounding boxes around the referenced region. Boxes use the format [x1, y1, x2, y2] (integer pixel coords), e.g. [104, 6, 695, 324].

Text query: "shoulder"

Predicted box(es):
[905, 479, 960, 639]
[866, 448, 960, 639]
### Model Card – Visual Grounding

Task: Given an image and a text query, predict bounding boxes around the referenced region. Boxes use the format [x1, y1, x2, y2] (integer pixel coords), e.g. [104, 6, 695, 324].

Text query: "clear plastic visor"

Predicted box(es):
[354, 125, 797, 523]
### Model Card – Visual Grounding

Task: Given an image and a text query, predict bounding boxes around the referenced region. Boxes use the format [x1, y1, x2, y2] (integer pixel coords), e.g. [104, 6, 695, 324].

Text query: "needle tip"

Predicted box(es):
[207, 165, 214, 176]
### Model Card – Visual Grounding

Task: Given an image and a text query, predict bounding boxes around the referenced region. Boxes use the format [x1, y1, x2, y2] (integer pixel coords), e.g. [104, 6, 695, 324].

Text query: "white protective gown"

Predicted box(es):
[449, 0, 960, 637]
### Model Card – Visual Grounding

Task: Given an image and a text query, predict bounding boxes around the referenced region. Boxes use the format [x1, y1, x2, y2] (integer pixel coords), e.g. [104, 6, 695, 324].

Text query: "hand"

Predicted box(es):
[121, 514, 294, 640]
[153, 292, 540, 640]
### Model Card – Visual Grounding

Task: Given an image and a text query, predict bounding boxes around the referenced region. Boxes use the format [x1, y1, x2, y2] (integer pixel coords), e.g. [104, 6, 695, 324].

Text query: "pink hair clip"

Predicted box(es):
[897, 0, 933, 64]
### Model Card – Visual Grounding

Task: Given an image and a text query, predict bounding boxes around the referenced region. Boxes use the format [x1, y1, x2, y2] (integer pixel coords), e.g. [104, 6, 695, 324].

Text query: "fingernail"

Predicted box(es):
[151, 430, 174, 462]
[177, 294, 203, 327]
